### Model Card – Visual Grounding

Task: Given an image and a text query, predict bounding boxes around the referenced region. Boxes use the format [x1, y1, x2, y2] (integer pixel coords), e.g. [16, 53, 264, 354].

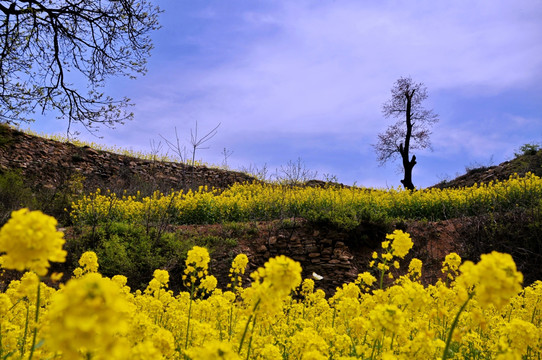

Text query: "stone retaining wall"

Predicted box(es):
[0, 126, 256, 193]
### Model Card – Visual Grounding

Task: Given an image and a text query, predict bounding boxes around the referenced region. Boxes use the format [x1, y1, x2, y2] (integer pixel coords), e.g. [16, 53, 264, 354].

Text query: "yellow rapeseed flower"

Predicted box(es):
[78, 251, 99, 273]
[499, 318, 538, 355]
[0, 208, 66, 275]
[407, 258, 423, 281]
[388, 230, 413, 259]
[46, 273, 135, 358]
[475, 251, 523, 310]
[262, 255, 302, 295]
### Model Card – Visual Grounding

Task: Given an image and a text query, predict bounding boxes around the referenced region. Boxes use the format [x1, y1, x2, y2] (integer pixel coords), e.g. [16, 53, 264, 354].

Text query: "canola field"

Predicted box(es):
[0, 208, 541, 359]
[70, 172, 542, 229]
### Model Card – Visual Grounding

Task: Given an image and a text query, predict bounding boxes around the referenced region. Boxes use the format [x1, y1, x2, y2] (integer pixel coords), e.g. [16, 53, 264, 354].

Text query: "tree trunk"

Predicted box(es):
[401, 155, 416, 190]
[400, 89, 416, 190]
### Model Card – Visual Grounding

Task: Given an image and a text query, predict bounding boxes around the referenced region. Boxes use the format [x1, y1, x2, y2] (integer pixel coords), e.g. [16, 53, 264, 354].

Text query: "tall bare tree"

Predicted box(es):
[373, 76, 439, 190]
[0, 0, 161, 134]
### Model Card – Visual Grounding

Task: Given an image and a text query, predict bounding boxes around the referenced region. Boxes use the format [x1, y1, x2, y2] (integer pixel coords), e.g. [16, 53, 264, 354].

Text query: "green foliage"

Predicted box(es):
[33, 172, 85, 226]
[66, 223, 182, 290]
[0, 170, 36, 225]
[508, 144, 542, 178]
[71, 174, 542, 234]
[0, 164, 84, 226]
[0, 123, 15, 148]
[515, 143, 541, 157]
[221, 221, 259, 238]
[65, 221, 239, 291]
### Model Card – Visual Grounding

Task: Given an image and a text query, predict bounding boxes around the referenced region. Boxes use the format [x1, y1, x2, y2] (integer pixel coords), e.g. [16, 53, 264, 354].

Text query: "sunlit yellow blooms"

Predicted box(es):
[0, 293, 12, 316]
[229, 254, 249, 293]
[301, 278, 315, 295]
[258, 255, 302, 296]
[153, 269, 170, 286]
[442, 252, 462, 282]
[369, 304, 405, 335]
[1, 208, 541, 360]
[200, 275, 218, 294]
[498, 318, 539, 355]
[186, 246, 210, 271]
[474, 251, 523, 309]
[456, 252, 523, 310]
[231, 253, 249, 274]
[408, 258, 423, 280]
[184, 340, 241, 360]
[71, 173, 542, 230]
[255, 344, 282, 359]
[355, 272, 377, 289]
[46, 273, 136, 358]
[0, 208, 66, 275]
[78, 251, 99, 273]
[184, 246, 210, 288]
[50, 272, 63, 282]
[131, 340, 164, 359]
[288, 328, 329, 358]
[387, 229, 413, 258]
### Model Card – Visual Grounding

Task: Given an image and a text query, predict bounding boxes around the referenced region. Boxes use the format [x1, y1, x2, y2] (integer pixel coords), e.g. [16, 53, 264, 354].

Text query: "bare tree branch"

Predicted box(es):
[372, 76, 439, 189]
[0, 0, 161, 134]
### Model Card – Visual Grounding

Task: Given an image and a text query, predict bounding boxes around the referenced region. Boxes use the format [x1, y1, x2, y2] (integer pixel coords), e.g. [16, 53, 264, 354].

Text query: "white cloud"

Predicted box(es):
[136, 0, 542, 141]
[30, 0, 542, 187]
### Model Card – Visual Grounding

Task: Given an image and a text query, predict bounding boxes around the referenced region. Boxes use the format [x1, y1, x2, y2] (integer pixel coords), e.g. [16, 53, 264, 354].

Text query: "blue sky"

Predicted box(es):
[29, 0, 542, 188]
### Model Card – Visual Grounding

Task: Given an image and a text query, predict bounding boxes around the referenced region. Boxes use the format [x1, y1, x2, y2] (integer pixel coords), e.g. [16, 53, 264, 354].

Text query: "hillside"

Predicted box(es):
[2, 123, 541, 194]
[0, 124, 255, 195]
[1, 124, 541, 295]
[432, 147, 542, 189]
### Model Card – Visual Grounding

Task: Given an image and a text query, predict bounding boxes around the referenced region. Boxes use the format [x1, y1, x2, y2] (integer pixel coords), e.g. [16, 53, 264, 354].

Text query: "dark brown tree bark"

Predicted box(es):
[373, 77, 438, 190]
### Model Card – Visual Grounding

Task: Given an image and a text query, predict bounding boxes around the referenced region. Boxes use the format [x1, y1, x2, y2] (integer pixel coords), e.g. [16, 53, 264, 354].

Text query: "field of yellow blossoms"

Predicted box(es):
[0, 208, 541, 359]
[69, 173, 542, 229]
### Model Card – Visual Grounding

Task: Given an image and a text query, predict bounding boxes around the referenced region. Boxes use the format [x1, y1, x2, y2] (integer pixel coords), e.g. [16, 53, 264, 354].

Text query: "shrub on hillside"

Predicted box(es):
[65, 222, 238, 291]
[0, 170, 36, 225]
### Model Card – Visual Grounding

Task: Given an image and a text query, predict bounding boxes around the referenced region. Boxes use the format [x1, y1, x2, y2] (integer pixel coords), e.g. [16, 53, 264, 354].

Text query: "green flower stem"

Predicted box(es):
[245, 313, 258, 360]
[28, 281, 41, 360]
[184, 282, 195, 350]
[238, 298, 261, 354]
[228, 305, 234, 341]
[379, 258, 389, 290]
[442, 293, 473, 360]
[369, 338, 378, 360]
[20, 303, 30, 357]
[0, 321, 3, 358]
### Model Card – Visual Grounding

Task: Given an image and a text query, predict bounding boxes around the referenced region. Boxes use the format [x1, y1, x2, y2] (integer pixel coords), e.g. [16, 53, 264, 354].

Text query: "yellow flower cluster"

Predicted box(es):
[73, 250, 99, 278]
[0, 209, 66, 276]
[46, 273, 136, 359]
[228, 254, 249, 293]
[388, 230, 413, 258]
[1, 211, 541, 359]
[456, 251, 523, 310]
[183, 245, 212, 290]
[70, 173, 542, 228]
[369, 230, 414, 288]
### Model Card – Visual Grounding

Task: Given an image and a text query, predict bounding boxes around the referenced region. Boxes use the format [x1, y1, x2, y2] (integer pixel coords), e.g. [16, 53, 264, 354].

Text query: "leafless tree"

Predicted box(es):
[276, 157, 318, 185]
[160, 127, 188, 163]
[240, 163, 269, 181]
[160, 122, 220, 167]
[221, 147, 233, 169]
[0, 0, 161, 134]
[373, 76, 439, 190]
[189, 121, 220, 167]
